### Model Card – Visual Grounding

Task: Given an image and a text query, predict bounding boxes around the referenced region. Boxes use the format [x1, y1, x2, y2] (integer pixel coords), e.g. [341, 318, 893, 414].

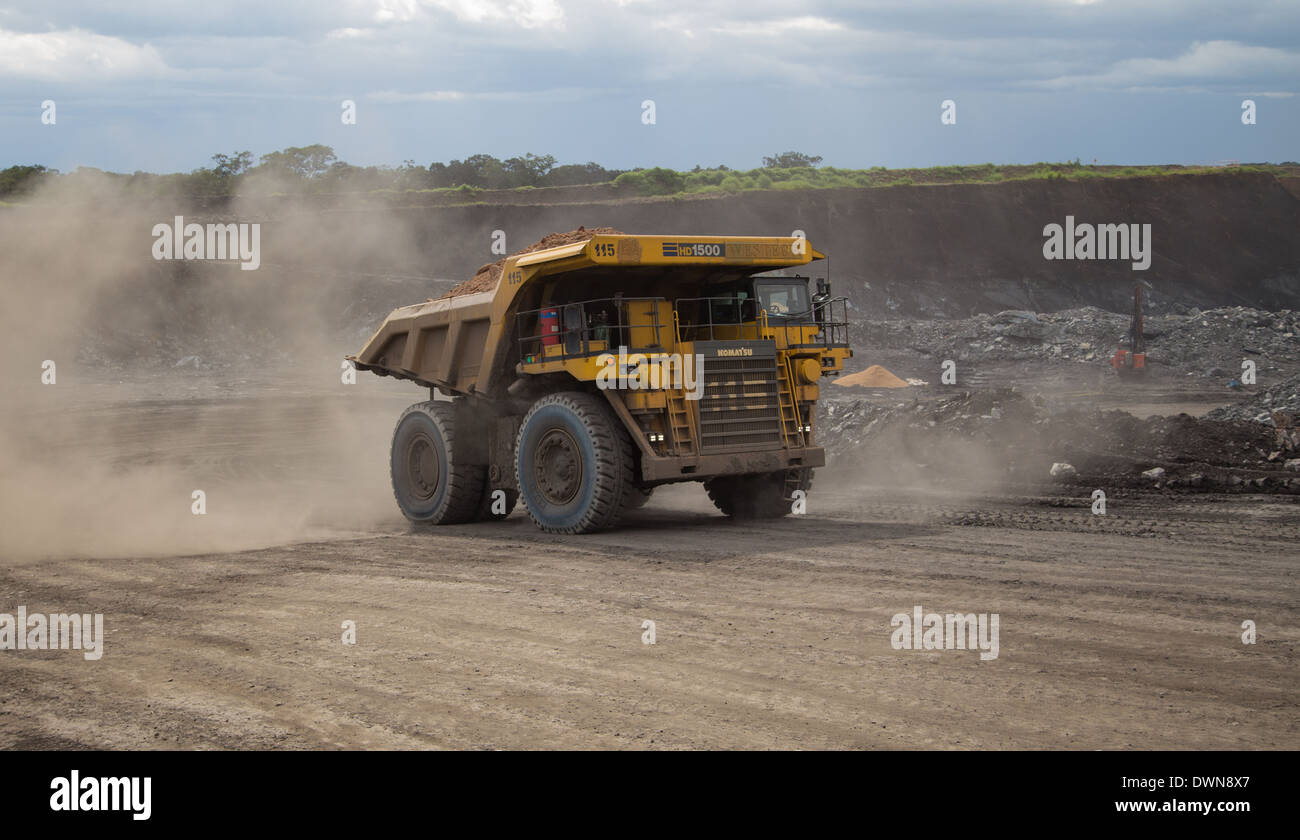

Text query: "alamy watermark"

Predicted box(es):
[1042, 216, 1151, 270]
[152, 215, 261, 270]
[50, 771, 150, 820]
[1, 607, 103, 660]
[891, 605, 999, 660]
[597, 346, 705, 400]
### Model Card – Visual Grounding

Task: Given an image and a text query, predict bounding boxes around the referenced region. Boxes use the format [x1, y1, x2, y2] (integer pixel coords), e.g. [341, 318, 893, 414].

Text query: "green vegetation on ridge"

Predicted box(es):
[2, 147, 1295, 203]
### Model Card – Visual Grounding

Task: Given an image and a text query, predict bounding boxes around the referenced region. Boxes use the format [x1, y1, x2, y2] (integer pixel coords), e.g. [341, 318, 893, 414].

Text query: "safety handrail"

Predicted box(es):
[674, 295, 850, 348]
[516, 296, 672, 364]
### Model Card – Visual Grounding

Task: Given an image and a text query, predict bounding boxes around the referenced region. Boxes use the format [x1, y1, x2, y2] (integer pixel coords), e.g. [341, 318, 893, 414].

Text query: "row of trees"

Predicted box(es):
[0, 164, 54, 197]
[0, 147, 824, 198]
[197, 146, 627, 190]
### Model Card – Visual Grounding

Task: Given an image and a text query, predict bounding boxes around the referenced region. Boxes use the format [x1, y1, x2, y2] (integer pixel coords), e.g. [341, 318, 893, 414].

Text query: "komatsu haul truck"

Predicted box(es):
[349, 233, 851, 534]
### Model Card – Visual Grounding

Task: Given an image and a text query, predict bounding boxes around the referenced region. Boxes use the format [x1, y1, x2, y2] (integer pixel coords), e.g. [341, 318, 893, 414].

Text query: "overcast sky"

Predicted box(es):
[1, 0, 1297, 173]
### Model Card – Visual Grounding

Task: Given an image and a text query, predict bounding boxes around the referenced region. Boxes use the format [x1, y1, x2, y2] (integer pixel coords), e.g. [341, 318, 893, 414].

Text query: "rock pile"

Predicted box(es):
[1205, 372, 1300, 424]
[853, 306, 1300, 378]
[817, 388, 1299, 492]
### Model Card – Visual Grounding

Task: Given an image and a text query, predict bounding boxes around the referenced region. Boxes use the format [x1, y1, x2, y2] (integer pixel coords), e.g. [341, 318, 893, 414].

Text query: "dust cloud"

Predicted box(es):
[0, 173, 471, 559]
[815, 420, 1015, 501]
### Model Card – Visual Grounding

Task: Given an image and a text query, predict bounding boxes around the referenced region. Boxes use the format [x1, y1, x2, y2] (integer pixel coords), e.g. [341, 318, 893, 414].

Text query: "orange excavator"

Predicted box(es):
[1111, 281, 1147, 378]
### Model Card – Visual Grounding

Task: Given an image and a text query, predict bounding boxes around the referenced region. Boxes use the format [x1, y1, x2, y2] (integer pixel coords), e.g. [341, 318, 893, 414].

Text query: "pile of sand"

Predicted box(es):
[441, 226, 625, 298]
[833, 364, 910, 388]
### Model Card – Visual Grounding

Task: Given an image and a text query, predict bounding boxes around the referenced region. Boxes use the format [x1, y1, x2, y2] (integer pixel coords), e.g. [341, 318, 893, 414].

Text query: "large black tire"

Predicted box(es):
[390, 401, 485, 525]
[704, 468, 813, 519]
[515, 392, 636, 534]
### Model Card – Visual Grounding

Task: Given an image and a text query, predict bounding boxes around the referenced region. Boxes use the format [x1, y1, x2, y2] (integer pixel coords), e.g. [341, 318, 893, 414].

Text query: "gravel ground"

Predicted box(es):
[1, 380, 1296, 750]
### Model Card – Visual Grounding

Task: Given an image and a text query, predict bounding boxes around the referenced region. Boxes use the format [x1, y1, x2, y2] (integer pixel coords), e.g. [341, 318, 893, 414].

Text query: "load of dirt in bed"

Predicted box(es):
[441, 226, 625, 299]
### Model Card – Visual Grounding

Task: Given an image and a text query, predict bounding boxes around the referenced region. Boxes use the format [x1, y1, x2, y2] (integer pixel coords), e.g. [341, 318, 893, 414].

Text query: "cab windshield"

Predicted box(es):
[755, 281, 812, 322]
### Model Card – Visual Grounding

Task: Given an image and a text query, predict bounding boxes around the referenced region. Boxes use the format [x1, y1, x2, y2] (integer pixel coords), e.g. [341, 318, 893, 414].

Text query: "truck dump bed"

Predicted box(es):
[350, 291, 493, 393]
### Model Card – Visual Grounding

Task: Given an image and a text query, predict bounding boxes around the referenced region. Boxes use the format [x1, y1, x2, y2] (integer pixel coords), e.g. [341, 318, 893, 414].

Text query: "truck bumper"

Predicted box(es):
[639, 446, 826, 483]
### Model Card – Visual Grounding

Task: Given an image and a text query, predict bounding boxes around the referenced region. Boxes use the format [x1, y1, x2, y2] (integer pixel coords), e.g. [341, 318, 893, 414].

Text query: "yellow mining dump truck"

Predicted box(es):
[349, 233, 851, 534]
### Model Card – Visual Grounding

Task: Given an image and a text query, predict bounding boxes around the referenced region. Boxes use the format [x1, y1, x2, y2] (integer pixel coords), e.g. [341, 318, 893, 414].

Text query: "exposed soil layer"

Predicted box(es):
[324, 171, 1300, 316]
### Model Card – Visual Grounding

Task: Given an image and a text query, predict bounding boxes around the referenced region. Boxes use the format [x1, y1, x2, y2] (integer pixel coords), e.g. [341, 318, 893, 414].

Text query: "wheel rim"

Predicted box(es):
[534, 427, 583, 505]
[405, 432, 441, 501]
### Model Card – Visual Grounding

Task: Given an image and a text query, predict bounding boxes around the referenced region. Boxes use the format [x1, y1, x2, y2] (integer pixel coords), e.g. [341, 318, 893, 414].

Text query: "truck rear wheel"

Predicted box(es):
[704, 468, 813, 519]
[515, 392, 635, 534]
[390, 401, 485, 525]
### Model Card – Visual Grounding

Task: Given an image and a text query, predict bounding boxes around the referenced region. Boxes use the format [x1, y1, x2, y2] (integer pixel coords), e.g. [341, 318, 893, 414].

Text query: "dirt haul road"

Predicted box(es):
[0, 390, 1295, 750]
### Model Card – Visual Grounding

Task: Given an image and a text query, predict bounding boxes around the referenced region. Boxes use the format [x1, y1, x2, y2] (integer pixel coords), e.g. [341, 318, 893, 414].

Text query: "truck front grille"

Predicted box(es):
[697, 354, 784, 452]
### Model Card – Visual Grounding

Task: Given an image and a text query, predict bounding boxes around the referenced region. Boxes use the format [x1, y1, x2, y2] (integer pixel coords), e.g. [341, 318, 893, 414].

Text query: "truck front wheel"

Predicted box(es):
[515, 392, 635, 534]
[390, 401, 485, 525]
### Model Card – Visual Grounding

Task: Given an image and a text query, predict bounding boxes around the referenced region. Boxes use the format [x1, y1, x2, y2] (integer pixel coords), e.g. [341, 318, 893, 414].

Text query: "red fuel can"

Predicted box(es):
[540, 308, 560, 346]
